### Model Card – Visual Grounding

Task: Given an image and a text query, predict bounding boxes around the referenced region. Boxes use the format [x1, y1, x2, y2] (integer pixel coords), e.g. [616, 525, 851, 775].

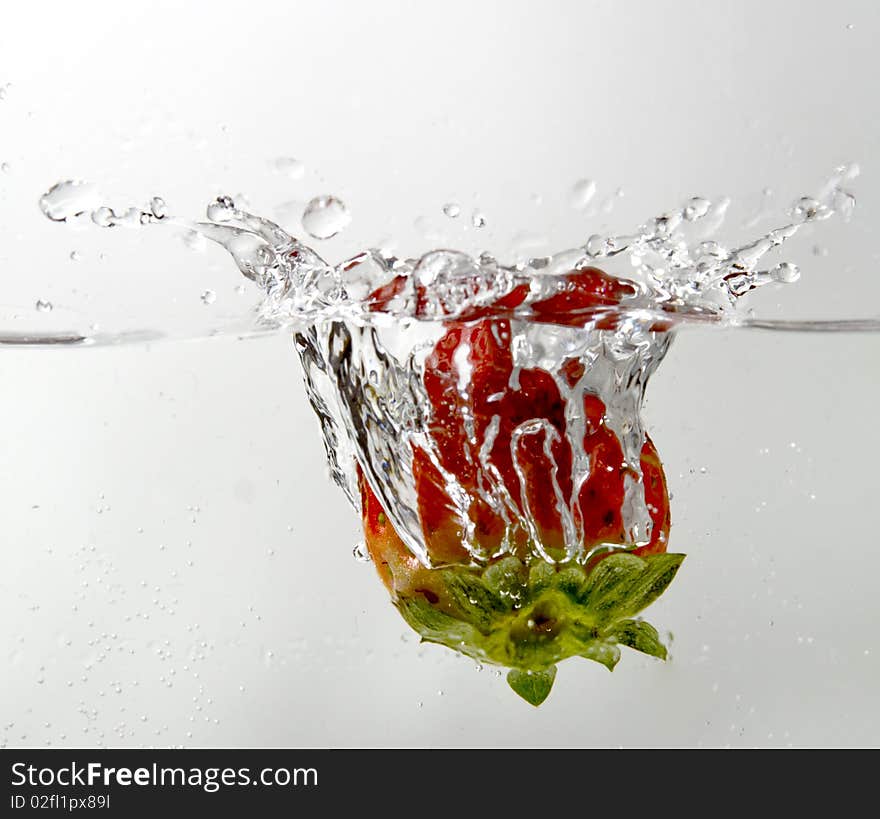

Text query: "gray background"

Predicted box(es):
[1, 1, 879, 747]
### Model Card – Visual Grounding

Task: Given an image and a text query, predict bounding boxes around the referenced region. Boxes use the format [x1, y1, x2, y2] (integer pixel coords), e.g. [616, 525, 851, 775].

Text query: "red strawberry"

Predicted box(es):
[360, 266, 683, 705]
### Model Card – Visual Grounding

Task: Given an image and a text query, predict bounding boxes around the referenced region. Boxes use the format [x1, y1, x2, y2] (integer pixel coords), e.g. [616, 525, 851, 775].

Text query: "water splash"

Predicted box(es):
[162, 163, 863, 336]
[29, 165, 874, 569]
[170, 166, 867, 565]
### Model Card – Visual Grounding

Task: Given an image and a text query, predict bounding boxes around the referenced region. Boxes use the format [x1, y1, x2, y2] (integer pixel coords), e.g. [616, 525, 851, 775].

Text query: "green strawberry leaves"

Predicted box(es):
[608, 619, 668, 660]
[482, 556, 529, 601]
[507, 667, 557, 707]
[440, 569, 509, 632]
[580, 553, 684, 625]
[395, 550, 684, 705]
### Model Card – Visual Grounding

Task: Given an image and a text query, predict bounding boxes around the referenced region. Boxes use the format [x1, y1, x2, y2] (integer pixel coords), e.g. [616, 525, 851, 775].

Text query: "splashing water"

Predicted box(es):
[29, 165, 873, 568]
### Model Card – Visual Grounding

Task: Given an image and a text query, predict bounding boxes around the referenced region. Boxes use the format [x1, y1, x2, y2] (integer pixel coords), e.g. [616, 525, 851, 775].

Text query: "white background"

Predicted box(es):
[1, 1, 879, 747]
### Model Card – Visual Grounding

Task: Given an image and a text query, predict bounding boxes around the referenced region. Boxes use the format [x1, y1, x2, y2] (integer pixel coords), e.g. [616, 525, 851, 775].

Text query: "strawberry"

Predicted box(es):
[359, 266, 684, 705]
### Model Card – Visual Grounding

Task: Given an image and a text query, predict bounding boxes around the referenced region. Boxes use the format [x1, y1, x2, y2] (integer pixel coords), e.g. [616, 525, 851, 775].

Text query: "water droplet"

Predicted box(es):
[585, 234, 614, 258]
[352, 541, 371, 563]
[89, 207, 112, 228]
[150, 197, 168, 220]
[683, 197, 711, 221]
[207, 195, 236, 222]
[0, 162, 9, 173]
[471, 210, 486, 229]
[769, 262, 800, 283]
[39, 180, 102, 223]
[69, 251, 81, 262]
[569, 178, 596, 210]
[832, 189, 856, 220]
[272, 157, 305, 180]
[791, 197, 830, 222]
[200, 290, 216, 305]
[442, 202, 461, 219]
[35, 299, 53, 313]
[302, 195, 350, 239]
